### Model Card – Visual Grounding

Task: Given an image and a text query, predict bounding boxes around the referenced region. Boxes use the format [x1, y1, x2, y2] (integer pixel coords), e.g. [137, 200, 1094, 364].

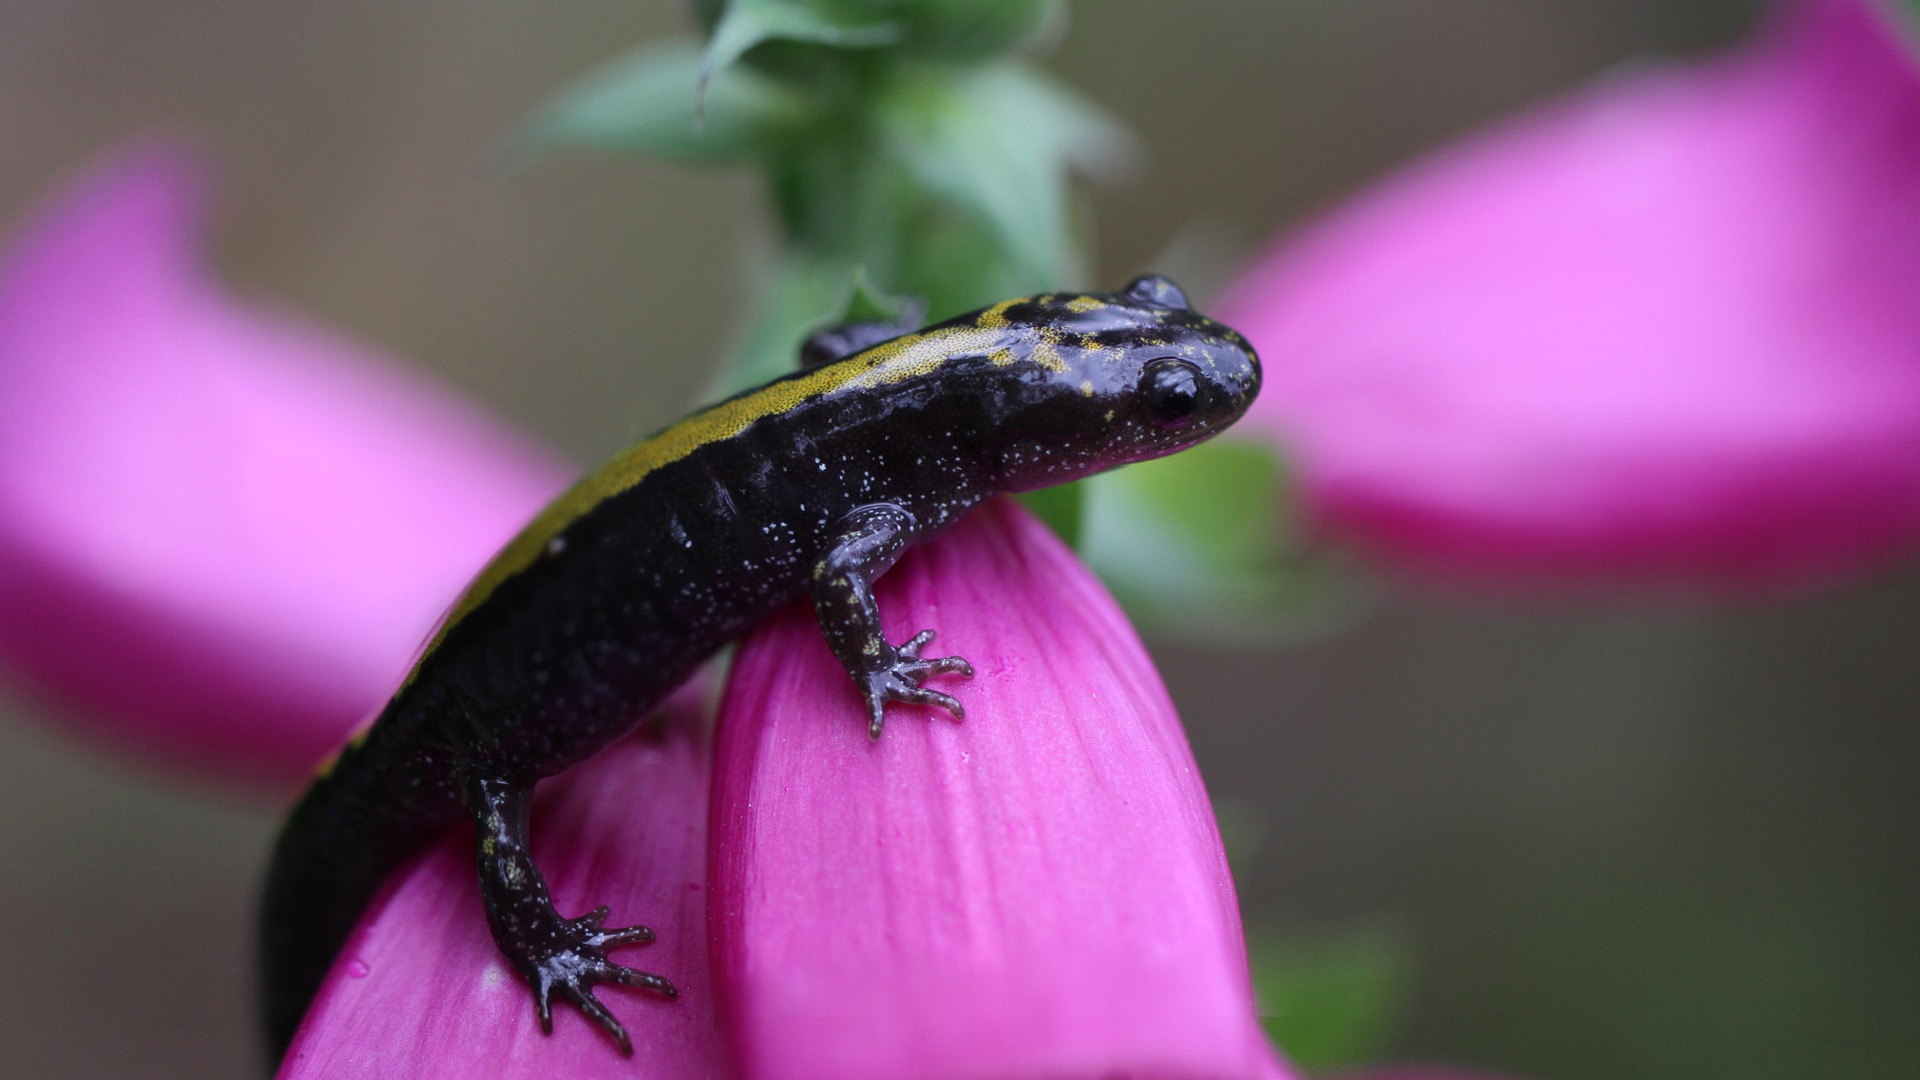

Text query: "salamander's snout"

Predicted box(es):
[1111, 274, 1261, 442]
[983, 277, 1265, 487]
[1140, 319, 1261, 449]
[1199, 328, 1261, 430]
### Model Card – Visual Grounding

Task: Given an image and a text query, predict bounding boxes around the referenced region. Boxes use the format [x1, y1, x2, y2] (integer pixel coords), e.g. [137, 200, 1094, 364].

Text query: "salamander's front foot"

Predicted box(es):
[517, 905, 677, 1056]
[862, 629, 974, 739]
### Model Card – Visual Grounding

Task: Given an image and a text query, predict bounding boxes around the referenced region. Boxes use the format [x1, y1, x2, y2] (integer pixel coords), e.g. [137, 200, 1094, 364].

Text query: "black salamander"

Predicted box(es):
[259, 275, 1260, 1061]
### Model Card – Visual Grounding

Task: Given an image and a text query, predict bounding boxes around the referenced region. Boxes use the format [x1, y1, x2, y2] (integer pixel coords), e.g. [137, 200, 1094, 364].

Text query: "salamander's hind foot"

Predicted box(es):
[863, 629, 974, 739]
[521, 905, 677, 1057]
[467, 776, 676, 1055]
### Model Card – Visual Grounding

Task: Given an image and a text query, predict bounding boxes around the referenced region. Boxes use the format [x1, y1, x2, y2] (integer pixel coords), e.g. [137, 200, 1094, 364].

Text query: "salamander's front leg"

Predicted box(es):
[813, 503, 974, 738]
[466, 773, 676, 1055]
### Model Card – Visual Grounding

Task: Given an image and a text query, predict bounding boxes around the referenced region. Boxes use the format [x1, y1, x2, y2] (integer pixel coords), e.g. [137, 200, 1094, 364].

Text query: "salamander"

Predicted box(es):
[259, 274, 1261, 1061]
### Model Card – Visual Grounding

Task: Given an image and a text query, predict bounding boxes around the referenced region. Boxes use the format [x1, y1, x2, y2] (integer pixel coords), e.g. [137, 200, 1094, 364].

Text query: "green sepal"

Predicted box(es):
[837, 267, 913, 324]
[709, 254, 860, 398]
[689, 0, 727, 35]
[1016, 482, 1085, 548]
[1076, 438, 1367, 642]
[894, 0, 1059, 60]
[876, 62, 1131, 289]
[701, 0, 904, 93]
[1247, 924, 1413, 1070]
[711, 259, 922, 400]
[701, 0, 1055, 64]
[892, 201, 1037, 321]
[513, 42, 813, 165]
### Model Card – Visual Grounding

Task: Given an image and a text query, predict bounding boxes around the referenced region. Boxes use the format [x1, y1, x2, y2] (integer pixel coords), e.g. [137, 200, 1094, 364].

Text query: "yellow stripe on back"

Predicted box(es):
[401, 318, 1014, 684]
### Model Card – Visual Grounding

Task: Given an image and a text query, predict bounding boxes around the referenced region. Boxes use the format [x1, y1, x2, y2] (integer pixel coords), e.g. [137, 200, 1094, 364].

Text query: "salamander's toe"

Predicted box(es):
[606, 964, 678, 998]
[591, 924, 657, 949]
[572, 905, 656, 949]
[898, 629, 938, 659]
[554, 981, 633, 1057]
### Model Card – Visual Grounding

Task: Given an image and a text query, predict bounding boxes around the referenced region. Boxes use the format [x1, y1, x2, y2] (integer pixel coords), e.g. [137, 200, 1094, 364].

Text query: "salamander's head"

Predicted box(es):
[959, 274, 1262, 491]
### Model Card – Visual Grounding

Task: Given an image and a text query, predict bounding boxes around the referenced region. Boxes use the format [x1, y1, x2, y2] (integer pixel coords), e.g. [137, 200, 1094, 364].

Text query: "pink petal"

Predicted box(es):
[280, 687, 727, 1079]
[712, 499, 1286, 1080]
[1222, 0, 1920, 593]
[0, 143, 570, 787]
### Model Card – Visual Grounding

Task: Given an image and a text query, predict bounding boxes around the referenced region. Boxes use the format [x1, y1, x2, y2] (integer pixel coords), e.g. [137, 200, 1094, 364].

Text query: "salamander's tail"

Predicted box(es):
[258, 736, 461, 1066]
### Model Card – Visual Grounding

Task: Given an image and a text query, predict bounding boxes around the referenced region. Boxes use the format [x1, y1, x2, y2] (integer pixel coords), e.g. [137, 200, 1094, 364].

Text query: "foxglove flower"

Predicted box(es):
[1222, 0, 1920, 593]
[0, 145, 1285, 1077]
[0, 146, 570, 788]
[283, 502, 1288, 1079]
[713, 499, 1288, 1080]
[277, 683, 728, 1078]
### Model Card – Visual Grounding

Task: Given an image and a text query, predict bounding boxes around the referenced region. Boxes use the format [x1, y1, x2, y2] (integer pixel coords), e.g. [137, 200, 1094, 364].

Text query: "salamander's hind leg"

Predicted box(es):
[465, 772, 676, 1055]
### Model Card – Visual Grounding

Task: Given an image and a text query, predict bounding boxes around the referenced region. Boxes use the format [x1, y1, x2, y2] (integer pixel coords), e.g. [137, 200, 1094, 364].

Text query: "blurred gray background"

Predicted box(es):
[6, 2, 1916, 1078]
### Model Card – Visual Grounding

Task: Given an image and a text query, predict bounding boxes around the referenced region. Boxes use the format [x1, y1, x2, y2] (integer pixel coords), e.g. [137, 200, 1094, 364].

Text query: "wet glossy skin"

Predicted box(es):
[258, 275, 1260, 1063]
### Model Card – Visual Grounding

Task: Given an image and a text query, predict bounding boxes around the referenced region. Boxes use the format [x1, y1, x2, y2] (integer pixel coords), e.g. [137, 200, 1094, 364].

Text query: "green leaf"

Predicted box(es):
[689, 0, 728, 35]
[897, 0, 1059, 59]
[784, 0, 1056, 58]
[837, 267, 912, 324]
[877, 62, 1132, 289]
[702, 0, 904, 93]
[893, 198, 1036, 318]
[1076, 438, 1368, 642]
[1016, 482, 1085, 548]
[515, 42, 812, 165]
[710, 254, 862, 397]
[1248, 925, 1414, 1070]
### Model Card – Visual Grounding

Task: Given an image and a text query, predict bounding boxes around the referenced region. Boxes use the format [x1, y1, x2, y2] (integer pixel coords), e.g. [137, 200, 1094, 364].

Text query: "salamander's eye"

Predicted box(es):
[1141, 358, 1204, 428]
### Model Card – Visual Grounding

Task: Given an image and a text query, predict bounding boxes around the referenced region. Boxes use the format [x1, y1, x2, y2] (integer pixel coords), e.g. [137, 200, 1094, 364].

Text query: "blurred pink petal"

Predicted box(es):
[280, 688, 727, 1079]
[0, 143, 570, 787]
[712, 499, 1286, 1080]
[1223, 0, 1920, 592]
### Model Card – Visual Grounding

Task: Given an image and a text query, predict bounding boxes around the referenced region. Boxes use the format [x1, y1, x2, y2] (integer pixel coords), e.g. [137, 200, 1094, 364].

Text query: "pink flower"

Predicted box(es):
[0, 144, 570, 789]
[279, 681, 728, 1078]
[1, 145, 1284, 1077]
[713, 499, 1283, 1080]
[1222, 0, 1920, 593]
